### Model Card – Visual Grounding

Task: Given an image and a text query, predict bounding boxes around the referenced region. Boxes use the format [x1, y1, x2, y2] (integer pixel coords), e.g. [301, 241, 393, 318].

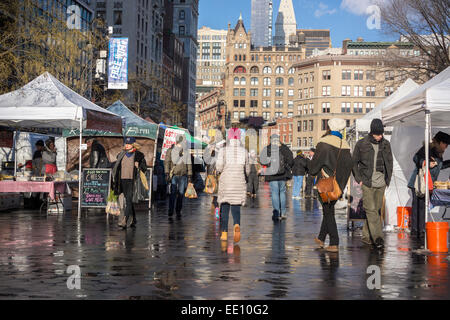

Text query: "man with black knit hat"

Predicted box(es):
[352, 118, 393, 249]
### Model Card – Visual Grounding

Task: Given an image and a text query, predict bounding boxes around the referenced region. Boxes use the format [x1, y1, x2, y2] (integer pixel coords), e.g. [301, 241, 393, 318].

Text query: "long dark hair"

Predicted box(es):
[321, 125, 331, 138]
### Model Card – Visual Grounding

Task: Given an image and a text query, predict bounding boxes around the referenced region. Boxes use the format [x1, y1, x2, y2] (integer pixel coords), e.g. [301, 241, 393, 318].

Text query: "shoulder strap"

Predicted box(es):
[333, 139, 343, 176]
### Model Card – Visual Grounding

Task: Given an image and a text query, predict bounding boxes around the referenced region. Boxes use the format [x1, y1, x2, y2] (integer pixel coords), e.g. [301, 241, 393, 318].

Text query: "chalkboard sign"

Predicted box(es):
[81, 168, 111, 208]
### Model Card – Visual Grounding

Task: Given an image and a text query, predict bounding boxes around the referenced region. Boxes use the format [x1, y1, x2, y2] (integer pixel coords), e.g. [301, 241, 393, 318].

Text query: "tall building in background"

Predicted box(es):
[250, 0, 273, 48]
[90, 0, 165, 120]
[196, 26, 227, 96]
[171, 0, 199, 133]
[297, 29, 331, 57]
[273, 0, 297, 47]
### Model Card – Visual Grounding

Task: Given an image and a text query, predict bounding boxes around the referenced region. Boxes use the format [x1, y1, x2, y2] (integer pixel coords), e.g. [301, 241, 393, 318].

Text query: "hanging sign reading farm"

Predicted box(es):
[160, 127, 186, 160]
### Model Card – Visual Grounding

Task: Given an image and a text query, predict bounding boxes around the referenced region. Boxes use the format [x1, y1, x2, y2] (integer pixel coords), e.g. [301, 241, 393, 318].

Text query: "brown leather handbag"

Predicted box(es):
[316, 141, 343, 203]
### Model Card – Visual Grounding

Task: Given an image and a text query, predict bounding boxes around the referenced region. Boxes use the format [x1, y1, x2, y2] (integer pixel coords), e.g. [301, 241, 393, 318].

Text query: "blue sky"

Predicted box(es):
[198, 0, 397, 47]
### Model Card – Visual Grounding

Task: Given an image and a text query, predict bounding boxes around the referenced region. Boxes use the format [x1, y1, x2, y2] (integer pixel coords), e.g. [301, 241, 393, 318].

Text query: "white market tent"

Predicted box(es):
[0, 72, 123, 216]
[382, 66, 450, 241]
[353, 79, 420, 227]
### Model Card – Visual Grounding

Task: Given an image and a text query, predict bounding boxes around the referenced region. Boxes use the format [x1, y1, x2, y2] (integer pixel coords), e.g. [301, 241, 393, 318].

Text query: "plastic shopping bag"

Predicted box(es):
[204, 175, 218, 194]
[185, 182, 198, 199]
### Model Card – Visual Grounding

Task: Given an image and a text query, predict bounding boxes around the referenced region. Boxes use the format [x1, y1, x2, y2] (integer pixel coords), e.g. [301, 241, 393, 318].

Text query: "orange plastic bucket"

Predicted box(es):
[426, 222, 449, 253]
[397, 207, 412, 229]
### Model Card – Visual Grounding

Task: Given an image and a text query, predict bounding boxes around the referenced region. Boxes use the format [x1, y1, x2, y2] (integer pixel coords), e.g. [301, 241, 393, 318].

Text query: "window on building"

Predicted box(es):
[234, 77, 239, 85]
[276, 77, 284, 86]
[288, 100, 294, 109]
[297, 121, 302, 132]
[297, 138, 301, 147]
[263, 112, 270, 120]
[341, 86, 351, 96]
[309, 104, 314, 114]
[275, 89, 284, 97]
[179, 25, 185, 36]
[309, 120, 314, 131]
[322, 70, 331, 80]
[303, 137, 308, 147]
[353, 102, 363, 113]
[341, 102, 350, 113]
[250, 100, 258, 108]
[288, 77, 294, 86]
[322, 86, 331, 96]
[275, 100, 283, 108]
[263, 89, 271, 97]
[366, 102, 375, 113]
[304, 88, 309, 99]
[288, 89, 294, 97]
[233, 100, 239, 107]
[346, 119, 351, 127]
[233, 66, 246, 73]
[114, 11, 122, 25]
[297, 105, 302, 115]
[251, 77, 258, 85]
[298, 89, 303, 99]
[309, 88, 314, 98]
[240, 77, 246, 85]
[288, 112, 293, 118]
[275, 112, 283, 118]
[263, 66, 272, 74]
[250, 66, 259, 73]
[179, 10, 185, 20]
[303, 120, 308, 132]
[354, 70, 364, 80]
[250, 111, 258, 117]
[354, 86, 363, 97]
[288, 67, 295, 74]
[321, 119, 329, 131]
[233, 88, 239, 96]
[240, 112, 245, 119]
[366, 86, 376, 97]
[263, 100, 271, 108]
[322, 102, 330, 113]
[342, 70, 351, 80]
[385, 70, 394, 81]
[385, 86, 394, 96]
[310, 72, 314, 82]
[240, 88, 246, 96]
[263, 77, 271, 86]
[275, 66, 285, 74]
[366, 70, 376, 80]
[250, 89, 258, 96]
[233, 111, 239, 119]
[309, 137, 313, 147]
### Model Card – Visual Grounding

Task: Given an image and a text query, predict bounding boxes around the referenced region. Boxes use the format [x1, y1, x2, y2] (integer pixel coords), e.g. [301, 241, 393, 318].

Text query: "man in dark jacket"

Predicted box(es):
[304, 148, 316, 198]
[292, 151, 308, 199]
[112, 137, 147, 229]
[86, 138, 110, 168]
[352, 118, 393, 249]
[164, 134, 193, 217]
[260, 134, 294, 221]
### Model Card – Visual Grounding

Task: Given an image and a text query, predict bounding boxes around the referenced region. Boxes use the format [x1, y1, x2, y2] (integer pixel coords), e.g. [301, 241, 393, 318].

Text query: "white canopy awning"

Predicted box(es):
[0, 72, 122, 132]
[356, 78, 419, 132]
[382, 67, 450, 127]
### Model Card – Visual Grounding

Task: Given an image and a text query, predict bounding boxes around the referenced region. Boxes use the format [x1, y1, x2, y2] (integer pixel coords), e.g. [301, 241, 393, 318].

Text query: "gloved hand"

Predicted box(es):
[165, 173, 170, 183]
[188, 175, 193, 183]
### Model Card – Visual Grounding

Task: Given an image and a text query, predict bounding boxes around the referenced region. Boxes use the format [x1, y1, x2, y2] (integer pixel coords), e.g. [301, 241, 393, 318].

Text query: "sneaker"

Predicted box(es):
[272, 210, 280, 221]
[233, 224, 241, 243]
[280, 213, 287, 220]
[215, 207, 220, 219]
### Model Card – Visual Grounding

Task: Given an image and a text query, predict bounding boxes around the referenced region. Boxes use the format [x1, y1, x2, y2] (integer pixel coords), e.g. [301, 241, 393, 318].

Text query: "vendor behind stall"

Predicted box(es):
[32, 140, 44, 176]
[86, 137, 110, 168]
[42, 138, 57, 175]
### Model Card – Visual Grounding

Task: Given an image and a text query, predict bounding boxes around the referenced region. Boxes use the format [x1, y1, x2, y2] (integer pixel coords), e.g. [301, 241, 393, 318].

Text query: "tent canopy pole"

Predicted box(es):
[424, 109, 430, 250]
[78, 112, 83, 219]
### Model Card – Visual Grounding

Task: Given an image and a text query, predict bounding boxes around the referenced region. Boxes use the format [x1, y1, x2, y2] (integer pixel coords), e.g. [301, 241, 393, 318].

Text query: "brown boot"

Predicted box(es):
[325, 245, 339, 253]
[314, 238, 324, 248]
[233, 224, 241, 243]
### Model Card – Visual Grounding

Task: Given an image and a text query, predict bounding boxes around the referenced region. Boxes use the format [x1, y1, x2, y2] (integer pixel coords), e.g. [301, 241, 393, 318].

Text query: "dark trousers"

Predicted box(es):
[305, 174, 315, 196]
[220, 203, 241, 232]
[318, 201, 339, 246]
[411, 190, 426, 234]
[121, 179, 136, 221]
[247, 174, 259, 194]
[169, 175, 188, 215]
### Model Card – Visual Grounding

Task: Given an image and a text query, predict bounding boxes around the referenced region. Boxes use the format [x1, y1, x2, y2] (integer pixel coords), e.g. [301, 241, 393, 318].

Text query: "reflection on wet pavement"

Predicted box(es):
[0, 183, 449, 299]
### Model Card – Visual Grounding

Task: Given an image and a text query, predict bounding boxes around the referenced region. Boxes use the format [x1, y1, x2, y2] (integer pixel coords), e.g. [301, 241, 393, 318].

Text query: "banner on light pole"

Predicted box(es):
[108, 38, 128, 89]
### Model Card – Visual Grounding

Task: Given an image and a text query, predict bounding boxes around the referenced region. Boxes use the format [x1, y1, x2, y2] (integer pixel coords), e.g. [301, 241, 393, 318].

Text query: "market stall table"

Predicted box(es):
[0, 180, 78, 214]
[431, 189, 450, 220]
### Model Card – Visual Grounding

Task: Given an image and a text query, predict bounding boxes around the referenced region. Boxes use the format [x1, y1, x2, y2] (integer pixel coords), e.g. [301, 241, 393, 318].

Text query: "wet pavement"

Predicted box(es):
[0, 183, 450, 300]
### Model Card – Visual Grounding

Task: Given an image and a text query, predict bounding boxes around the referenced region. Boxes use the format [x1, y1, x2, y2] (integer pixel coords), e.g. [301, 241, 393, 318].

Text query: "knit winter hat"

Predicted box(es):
[328, 118, 346, 132]
[228, 128, 241, 140]
[124, 136, 136, 145]
[370, 118, 384, 135]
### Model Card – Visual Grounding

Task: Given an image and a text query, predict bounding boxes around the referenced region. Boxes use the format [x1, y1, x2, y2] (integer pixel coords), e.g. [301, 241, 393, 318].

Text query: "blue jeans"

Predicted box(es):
[220, 203, 241, 232]
[169, 175, 188, 215]
[269, 180, 287, 218]
[292, 175, 304, 197]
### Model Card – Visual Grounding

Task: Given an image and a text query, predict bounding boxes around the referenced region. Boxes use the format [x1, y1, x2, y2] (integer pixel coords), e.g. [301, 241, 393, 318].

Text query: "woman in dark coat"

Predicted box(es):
[408, 131, 450, 239]
[308, 118, 353, 252]
[112, 137, 147, 229]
